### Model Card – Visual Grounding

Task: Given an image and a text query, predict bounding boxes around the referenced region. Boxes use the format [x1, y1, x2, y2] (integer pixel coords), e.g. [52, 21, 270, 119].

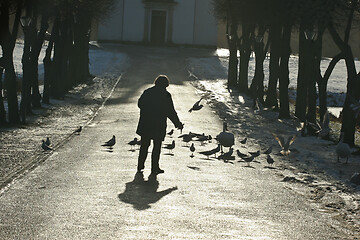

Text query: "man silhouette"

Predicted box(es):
[136, 75, 183, 174]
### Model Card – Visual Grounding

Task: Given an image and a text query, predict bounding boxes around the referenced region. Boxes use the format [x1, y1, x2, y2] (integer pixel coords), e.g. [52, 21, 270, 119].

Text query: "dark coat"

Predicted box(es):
[136, 86, 181, 141]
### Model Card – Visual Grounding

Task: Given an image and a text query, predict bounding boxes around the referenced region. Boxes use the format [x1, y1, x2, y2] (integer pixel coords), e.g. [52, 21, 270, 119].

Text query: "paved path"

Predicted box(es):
[0, 45, 356, 239]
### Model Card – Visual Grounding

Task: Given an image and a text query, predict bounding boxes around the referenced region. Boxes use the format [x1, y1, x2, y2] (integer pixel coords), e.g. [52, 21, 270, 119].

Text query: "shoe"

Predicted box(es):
[151, 168, 164, 174]
[137, 166, 144, 172]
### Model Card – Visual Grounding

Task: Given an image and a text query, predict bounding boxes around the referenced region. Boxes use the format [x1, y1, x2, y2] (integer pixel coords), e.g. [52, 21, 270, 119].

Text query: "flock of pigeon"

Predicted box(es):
[40, 96, 354, 166]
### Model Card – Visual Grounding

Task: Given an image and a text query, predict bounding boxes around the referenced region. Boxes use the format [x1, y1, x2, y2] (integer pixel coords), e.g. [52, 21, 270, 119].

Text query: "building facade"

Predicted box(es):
[97, 0, 218, 47]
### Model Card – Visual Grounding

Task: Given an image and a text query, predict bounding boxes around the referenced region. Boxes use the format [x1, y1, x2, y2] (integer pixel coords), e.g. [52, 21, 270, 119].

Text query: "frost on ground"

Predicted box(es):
[187, 50, 360, 232]
[0, 42, 128, 188]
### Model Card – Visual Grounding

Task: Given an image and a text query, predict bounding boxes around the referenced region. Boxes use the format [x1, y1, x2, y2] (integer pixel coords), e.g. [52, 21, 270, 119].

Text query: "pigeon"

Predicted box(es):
[74, 126, 82, 134]
[308, 110, 330, 139]
[102, 135, 116, 147]
[189, 97, 204, 113]
[128, 137, 138, 150]
[336, 132, 351, 163]
[263, 146, 272, 155]
[242, 155, 255, 166]
[181, 134, 193, 146]
[199, 144, 221, 159]
[167, 129, 174, 137]
[41, 140, 53, 151]
[190, 143, 195, 157]
[266, 154, 275, 165]
[236, 149, 248, 158]
[188, 70, 199, 80]
[164, 140, 175, 153]
[239, 137, 247, 144]
[218, 147, 234, 160]
[45, 137, 51, 146]
[272, 133, 296, 156]
[249, 150, 261, 157]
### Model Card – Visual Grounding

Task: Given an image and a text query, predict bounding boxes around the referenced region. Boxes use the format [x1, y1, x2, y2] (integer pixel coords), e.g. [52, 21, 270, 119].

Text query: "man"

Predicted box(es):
[136, 75, 183, 174]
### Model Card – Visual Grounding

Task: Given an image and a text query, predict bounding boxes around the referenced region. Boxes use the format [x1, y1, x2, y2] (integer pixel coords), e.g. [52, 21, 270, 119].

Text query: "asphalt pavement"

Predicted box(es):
[0, 45, 357, 239]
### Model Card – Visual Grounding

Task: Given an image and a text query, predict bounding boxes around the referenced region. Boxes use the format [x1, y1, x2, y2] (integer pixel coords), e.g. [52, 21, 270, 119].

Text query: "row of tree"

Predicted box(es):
[212, 0, 360, 145]
[0, 0, 115, 125]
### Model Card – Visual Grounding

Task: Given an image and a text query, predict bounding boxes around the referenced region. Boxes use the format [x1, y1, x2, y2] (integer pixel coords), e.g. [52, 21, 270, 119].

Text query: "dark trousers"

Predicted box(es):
[137, 136, 162, 171]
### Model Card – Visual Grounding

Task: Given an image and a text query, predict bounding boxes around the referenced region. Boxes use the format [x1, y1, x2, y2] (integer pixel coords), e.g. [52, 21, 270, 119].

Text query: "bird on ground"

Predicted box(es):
[199, 144, 221, 159]
[336, 132, 351, 164]
[74, 126, 82, 134]
[266, 154, 275, 166]
[263, 146, 273, 155]
[164, 140, 175, 154]
[102, 135, 116, 147]
[45, 137, 51, 146]
[239, 137, 247, 144]
[181, 134, 193, 146]
[272, 133, 297, 156]
[215, 122, 235, 153]
[218, 147, 234, 160]
[242, 155, 255, 167]
[167, 129, 174, 137]
[189, 97, 204, 113]
[128, 137, 138, 150]
[249, 150, 261, 157]
[190, 143, 195, 157]
[236, 149, 248, 158]
[41, 140, 53, 151]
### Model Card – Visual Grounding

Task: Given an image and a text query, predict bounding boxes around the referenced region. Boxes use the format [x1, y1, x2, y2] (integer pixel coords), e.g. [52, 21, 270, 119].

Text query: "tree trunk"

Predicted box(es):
[29, 11, 49, 108]
[227, 21, 238, 88]
[295, 23, 307, 121]
[328, 21, 359, 145]
[278, 23, 292, 119]
[250, 36, 265, 102]
[1, 2, 21, 124]
[237, 23, 252, 93]
[0, 65, 6, 125]
[20, 26, 32, 123]
[51, 18, 67, 99]
[265, 24, 281, 109]
[43, 19, 58, 104]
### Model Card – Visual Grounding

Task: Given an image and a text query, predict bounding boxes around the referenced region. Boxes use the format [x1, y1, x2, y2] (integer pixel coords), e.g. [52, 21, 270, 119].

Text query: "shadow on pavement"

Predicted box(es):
[118, 172, 178, 210]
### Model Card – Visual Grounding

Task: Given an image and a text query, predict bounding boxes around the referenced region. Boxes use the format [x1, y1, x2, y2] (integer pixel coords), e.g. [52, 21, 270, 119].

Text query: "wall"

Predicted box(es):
[172, 1, 195, 45]
[122, 0, 145, 42]
[97, 0, 124, 41]
[192, 0, 218, 46]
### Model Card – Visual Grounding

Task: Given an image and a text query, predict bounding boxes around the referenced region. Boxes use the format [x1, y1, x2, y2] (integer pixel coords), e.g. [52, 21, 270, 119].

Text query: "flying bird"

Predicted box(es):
[164, 140, 175, 154]
[102, 135, 116, 147]
[189, 97, 204, 113]
[336, 132, 351, 163]
[272, 133, 296, 156]
[266, 154, 275, 166]
[41, 140, 53, 151]
[74, 126, 82, 134]
[190, 143, 195, 157]
[308, 110, 330, 139]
